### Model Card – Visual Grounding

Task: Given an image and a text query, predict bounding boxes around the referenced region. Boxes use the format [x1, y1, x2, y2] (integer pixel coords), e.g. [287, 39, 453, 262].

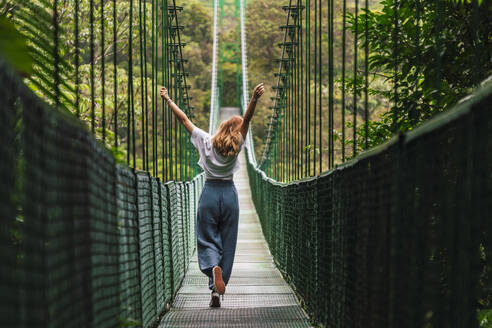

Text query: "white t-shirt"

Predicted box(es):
[190, 127, 244, 180]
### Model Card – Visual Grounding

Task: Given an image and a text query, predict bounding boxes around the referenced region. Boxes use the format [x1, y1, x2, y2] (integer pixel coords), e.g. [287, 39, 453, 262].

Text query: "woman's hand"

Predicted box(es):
[252, 83, 264, 101]
[160, 87, 170, 101]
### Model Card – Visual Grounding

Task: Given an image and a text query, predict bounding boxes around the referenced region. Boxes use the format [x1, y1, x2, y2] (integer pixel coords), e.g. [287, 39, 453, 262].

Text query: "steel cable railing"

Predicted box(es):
[239, 1, 492, 327]
[1, 1, 204, 327]
[0, 57, 204, 327]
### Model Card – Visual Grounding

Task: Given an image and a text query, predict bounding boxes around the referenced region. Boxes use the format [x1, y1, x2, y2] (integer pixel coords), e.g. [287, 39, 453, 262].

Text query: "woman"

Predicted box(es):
[160, 83, 264, 308]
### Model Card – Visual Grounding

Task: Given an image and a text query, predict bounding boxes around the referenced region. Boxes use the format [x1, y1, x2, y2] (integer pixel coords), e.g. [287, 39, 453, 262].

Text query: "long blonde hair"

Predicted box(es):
[212, 115, 243, 157]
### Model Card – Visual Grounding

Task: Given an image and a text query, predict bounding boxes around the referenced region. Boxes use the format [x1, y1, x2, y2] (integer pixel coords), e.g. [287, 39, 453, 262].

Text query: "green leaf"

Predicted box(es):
[0, 16, 32, 75]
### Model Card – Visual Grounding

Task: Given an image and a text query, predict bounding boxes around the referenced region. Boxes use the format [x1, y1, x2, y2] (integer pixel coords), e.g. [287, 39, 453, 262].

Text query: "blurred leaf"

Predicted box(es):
[0, 15, 32, 75]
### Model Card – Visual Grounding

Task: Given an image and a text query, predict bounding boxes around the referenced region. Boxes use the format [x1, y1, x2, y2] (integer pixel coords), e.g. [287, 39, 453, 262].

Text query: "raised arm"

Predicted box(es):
[240, 83, 264, 139]
[160, 87, 196, 134]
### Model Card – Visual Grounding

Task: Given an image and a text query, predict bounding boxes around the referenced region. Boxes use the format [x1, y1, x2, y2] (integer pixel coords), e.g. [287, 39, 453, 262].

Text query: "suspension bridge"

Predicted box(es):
[1, 0, 491, 327]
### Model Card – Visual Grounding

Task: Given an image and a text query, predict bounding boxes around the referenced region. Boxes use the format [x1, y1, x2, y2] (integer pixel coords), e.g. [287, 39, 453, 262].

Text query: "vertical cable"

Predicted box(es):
[163, 0, 168, 182]
[139, 0, 146, 170]
[53, 0, 59, 109]
[341, 0, 346, 162]
[353, 0, 358, 157]
[174, 28, 178, 181]
[75, 0, 80, 118]
[154, 0, 159, 178]
[113, 0, 118, 147]
[179, 82, 183, 180]
[174, 27, 178, 180]
[392, 0, 399, 132]
[471, 0, 479, 87]
[169, 27, 174, 180]
[156, 1, 160, 178]
[166, 6, 171, 181]
[318, 0, 322, 172]
[364, 0, 369, 149]
[143, 0, 149, 171]
[131, 0, 136, 168]
[289, 45, 293, 179]
[274, 141, 278, 180]
[328, 0, 334, 169]
[306, 0, 310, 176]
[101, 0, 106, 142]
[290, 43, 294, 179]
[435, 0, 441, 109]
[412, 0, 421, 125]
[288, 52, 291, 179]
[90, 0, 95, 134]
[282, 85, 285, 181]
[293, 44, 296, 179]
[328, 0, 332, 168]
[167, 8, 173, 180]
[296, 5, 301, 180]
[151, 0, 156, 176]
[328, 0, 333, 167]
[291, 10, 295, 179]
[177, 61, 182, 181]
[313, 0, 317, 175]
[300, 2, 304, 178]
[163, 1, 169, 181]
[127, 0, 133, 166]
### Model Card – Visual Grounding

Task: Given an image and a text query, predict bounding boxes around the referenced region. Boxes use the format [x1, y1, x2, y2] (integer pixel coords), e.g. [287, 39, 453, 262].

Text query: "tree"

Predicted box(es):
[348, 0, 492, 150]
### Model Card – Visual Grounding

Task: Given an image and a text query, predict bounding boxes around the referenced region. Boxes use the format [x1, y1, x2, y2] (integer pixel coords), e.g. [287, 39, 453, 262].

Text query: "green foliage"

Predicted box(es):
[4, 0, 76, 112]
[347, 0, 492, 151]
[119, 316, 140, 328]
[452, 0, 485, 5]
[110, 145, 127, 164]
[479, 309, 492, 328]
[304, 144, 321, 155]
[0, 15, 32, 75]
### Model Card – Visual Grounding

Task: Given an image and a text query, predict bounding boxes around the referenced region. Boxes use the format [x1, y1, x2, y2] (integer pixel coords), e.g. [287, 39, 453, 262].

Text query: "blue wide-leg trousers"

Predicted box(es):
[196, 180, 239, 290]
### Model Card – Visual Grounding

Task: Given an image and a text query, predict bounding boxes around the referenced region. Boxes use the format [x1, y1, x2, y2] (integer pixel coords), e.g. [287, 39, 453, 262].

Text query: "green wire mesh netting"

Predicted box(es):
[247, 83, 492, 328]
[0, 61, 203, 328]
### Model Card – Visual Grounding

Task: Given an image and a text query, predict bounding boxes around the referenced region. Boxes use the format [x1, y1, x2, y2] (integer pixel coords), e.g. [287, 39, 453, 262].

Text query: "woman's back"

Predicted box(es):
[191, 127, 244, 180]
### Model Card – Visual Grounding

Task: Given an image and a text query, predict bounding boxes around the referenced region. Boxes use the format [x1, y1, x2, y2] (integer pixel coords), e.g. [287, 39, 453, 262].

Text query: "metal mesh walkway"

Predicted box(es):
[159, 107, 312, 327]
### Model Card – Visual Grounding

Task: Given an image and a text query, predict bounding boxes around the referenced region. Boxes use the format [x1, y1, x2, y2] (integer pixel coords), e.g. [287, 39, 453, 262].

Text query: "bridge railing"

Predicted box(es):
[245, 80, 492, 327]
[234, 0, 492, 325]
[0, 59, 203, 327]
